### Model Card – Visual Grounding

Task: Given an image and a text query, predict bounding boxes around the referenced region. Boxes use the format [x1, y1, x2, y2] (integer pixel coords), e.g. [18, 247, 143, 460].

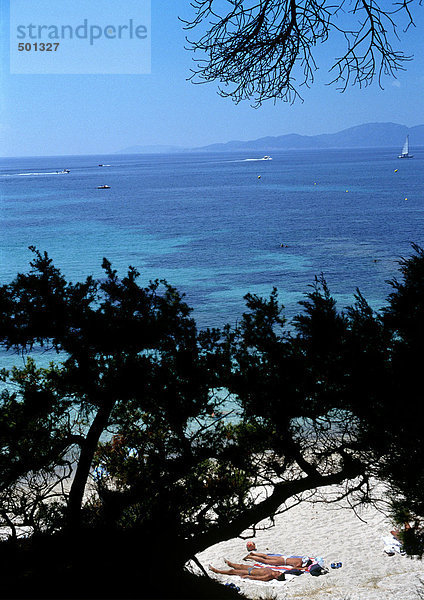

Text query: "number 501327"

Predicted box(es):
[18, 43, 60, 51]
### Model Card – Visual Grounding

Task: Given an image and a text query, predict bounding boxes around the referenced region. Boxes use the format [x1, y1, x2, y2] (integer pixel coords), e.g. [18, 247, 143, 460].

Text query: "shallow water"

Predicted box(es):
[1, 148, 423, 333]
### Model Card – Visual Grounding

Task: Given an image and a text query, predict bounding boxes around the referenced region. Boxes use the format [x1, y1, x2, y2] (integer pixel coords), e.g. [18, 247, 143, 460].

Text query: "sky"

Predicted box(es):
[1, 0, 424, 157]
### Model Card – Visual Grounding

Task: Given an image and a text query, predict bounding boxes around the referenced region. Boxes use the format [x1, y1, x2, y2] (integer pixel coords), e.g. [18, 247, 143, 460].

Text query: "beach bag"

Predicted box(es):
[309, 564, 325, 576]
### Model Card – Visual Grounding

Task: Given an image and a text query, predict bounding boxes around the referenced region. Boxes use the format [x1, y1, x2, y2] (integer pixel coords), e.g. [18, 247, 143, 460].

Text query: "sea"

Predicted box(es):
[1, 147, 423, 339]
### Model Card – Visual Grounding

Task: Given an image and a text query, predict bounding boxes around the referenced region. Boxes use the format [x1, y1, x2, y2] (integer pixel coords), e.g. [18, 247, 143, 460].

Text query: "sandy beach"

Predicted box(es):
[195, 484, 424, 600]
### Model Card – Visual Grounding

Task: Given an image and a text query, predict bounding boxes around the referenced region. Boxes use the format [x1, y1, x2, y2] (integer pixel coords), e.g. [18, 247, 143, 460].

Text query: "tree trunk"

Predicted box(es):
[66, 399, 115, 530]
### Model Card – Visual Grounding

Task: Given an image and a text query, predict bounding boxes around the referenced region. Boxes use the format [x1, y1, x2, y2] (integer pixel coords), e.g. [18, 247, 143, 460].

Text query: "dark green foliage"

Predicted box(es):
[1, 244, 424, 598]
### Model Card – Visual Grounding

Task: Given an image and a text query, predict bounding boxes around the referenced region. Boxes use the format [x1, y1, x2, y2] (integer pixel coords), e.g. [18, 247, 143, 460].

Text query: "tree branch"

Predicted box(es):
[189, 455, 365, 555]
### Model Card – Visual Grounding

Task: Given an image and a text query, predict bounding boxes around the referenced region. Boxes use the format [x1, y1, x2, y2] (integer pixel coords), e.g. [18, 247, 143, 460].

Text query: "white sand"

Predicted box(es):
[195, 484, 424, 599]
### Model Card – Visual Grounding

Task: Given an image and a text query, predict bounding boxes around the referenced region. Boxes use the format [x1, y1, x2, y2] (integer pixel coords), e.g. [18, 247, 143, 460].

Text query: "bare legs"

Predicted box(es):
[243, 552, 283, 564]
[209, 560, 251, 576]
[208, 561, 281, 582]
[209, 564, 242, 576]
[243, 552, 304, 569]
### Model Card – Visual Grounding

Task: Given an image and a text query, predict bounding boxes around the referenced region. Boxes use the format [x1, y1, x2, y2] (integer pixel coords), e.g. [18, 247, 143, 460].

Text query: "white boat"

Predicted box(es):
[398, 135, 413, 159]
[262, 156, 272, 160]
[97, 184, 110, 189]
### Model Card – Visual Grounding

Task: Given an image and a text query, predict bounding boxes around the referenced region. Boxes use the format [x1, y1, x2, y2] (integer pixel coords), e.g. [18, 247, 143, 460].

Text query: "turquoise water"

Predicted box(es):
[1, 148, 423, 332]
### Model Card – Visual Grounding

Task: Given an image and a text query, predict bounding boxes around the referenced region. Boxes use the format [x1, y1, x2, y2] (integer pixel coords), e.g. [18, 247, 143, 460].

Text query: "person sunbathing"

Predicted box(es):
[209, 560, 286, 582]
[391, 521, 416, 540]
[243, 552, 312, 569]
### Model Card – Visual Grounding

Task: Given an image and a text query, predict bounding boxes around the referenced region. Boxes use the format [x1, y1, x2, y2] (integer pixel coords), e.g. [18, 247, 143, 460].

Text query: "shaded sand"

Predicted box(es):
[194, 485, 424, 599]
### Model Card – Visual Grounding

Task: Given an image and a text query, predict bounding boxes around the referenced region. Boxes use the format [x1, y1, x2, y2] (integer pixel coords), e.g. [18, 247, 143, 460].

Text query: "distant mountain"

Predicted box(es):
[115, 144, 184, 154]
[115, 123, 424, 155]
[194, 123, 424, 152]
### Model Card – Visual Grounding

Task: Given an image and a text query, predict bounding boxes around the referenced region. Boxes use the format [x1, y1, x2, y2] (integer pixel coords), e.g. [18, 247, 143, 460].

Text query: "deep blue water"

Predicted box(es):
[1, 148, 423, 333]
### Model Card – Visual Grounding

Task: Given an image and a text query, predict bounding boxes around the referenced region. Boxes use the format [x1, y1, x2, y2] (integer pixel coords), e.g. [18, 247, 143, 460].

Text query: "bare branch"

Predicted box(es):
[182, 0, 420, 105]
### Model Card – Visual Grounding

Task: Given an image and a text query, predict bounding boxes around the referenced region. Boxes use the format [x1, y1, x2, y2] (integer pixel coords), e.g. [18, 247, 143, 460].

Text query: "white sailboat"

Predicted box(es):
[398, 135, 414, 159]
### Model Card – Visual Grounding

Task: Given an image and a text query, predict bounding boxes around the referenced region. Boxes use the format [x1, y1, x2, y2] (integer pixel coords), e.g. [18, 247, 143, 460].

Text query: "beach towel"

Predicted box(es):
[382, 534, 405, 555]
[254, 556, 325, 575]
[254, 563, 296, 572]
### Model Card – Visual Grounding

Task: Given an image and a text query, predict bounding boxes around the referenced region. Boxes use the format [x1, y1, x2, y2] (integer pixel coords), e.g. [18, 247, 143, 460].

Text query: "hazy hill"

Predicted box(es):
[195, 123, 424, 152]
[115, 123, 424, 154]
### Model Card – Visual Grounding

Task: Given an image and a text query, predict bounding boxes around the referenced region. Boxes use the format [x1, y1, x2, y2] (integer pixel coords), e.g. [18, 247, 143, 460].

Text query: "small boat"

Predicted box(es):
[61, 169, 70, 173]
[97, 184, 110, 189]
[98, 164, 111, 167]
[262, 156, 272, 160]
[398, 135, 413, 159]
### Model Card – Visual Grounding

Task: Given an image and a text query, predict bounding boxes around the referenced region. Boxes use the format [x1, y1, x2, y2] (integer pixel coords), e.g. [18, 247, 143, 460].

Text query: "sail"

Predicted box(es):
[398, 135, 413, 158]
[402, 135, 409, 156]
